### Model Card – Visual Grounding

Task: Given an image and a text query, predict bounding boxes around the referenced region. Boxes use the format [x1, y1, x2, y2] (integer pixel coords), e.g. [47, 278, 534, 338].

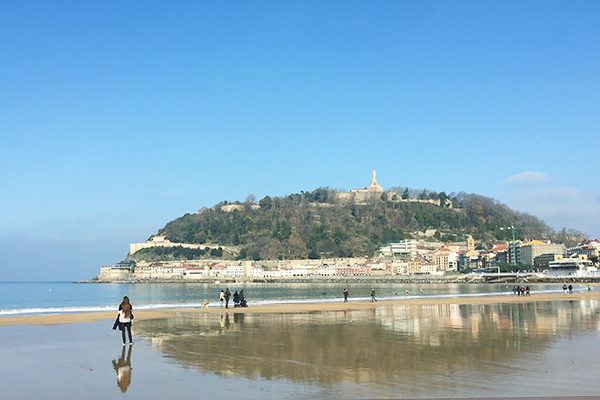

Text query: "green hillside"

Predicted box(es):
[133, 188, 584, 262]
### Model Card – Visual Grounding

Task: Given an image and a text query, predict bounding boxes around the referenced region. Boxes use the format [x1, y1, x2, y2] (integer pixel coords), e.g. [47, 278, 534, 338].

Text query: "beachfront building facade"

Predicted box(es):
[262, 268, 282, 278]
[390, 260, 409, 275]
[457, 249, 481, 271]
[223, 265, 245, 277]
[420, 262, 438, 274]
[101, 235, 579, 281]
[185, 266, 209, 278]
[432, 249, 459, 272]
[378, 239, 418, 258]
[318, 265, 337, 276]
[250, 265, 265, 278]
[544, 256, 600, 278]
[517, 240, 566, 265]
[487, 244, 508, 268]
[336, 264, 372, 276]
[567, 240, 600, 262]
[534, 253, 564, 271]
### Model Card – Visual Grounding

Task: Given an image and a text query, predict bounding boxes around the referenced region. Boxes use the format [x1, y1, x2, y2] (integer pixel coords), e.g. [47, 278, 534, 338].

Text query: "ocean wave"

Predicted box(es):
[0, 289, 568, 317]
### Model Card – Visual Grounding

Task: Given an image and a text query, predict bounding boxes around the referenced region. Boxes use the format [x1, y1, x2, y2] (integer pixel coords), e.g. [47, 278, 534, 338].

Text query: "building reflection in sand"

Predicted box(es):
[133, 300, 599, 395]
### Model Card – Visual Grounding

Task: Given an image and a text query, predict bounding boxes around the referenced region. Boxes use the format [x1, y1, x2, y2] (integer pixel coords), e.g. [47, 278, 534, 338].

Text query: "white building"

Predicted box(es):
[251, 266, 265, 278]
[567, 239, 600, 261]
[223, 265, 245, 277]
[391, 260, 408, 275]
[262, 268, 282, 278]
[544, 256, 600, 278]
[184, 266, 209, 278]
[517, 240, 565, 265]
[419, 262, 438, 274]
[318, 265, 337, 276]
[378, 239, 418, 257]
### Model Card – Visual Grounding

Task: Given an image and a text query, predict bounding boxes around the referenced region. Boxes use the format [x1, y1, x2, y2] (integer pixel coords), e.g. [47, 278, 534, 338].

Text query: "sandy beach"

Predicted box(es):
[2, 290, 598, 327]
[2, 288, 599, 399]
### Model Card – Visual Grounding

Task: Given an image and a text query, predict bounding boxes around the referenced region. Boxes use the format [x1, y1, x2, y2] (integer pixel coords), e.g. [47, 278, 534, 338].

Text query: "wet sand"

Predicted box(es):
[2, 290, 599, 399]
[2, 291, 598, 326]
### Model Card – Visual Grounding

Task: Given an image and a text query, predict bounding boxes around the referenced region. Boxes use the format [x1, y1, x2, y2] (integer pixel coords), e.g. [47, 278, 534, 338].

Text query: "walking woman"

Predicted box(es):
[118, 296, 133, 346]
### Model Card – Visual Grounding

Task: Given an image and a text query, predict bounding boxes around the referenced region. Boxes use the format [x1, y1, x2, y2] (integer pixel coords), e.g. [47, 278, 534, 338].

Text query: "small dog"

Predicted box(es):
[201, 302, 210, 309]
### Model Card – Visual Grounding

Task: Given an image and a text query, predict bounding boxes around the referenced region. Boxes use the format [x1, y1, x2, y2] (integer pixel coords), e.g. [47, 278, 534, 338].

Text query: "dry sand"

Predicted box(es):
[2, 291, 598, 327]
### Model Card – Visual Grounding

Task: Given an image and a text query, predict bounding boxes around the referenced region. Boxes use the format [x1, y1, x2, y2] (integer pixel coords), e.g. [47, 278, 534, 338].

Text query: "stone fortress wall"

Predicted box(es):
[130, 235, 225, 255]
[334, 170, 452, 207]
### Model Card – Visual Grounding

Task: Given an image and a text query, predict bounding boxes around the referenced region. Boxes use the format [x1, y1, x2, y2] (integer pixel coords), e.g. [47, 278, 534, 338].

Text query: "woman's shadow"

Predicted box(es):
[112, 345, 132, 392]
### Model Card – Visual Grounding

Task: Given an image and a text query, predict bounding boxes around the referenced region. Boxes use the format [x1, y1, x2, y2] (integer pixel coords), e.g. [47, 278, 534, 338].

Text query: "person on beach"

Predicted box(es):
[420, 288, 423, 295]
[513, 285, 518, 296]
[118, 296, 133, 346]
[563, 284, 568, 294]
[112, 344, 132, 392]
[371, 288, 377, 302]
[526, 286, 530, 296]
[343, 288, 349, 303]
[589, 284, 592, 292]
[224, 288, 231, 308]
[219, 290, 225, 308]
[520, 286, 525, 296]
[405, 290, 410, 295]
[239, 290, 247, 307]
[568, 284, 573, 294]
[233, 290, 240, 307]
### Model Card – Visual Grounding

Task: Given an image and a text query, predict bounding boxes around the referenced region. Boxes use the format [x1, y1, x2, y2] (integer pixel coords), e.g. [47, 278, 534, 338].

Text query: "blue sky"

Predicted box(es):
[1, 0, 599, 281]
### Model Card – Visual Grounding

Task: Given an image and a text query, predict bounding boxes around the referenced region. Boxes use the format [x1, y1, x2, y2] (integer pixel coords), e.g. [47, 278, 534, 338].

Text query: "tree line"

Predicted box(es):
[152, 188, 583, 261]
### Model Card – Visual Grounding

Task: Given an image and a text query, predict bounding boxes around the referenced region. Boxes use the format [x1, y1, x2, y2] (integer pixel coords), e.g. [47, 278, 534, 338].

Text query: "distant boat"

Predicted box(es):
[214, 280, 221, 285]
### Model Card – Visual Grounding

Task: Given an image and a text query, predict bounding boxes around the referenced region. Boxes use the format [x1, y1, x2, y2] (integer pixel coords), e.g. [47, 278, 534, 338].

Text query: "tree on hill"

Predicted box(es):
[152, 188, 584, 261]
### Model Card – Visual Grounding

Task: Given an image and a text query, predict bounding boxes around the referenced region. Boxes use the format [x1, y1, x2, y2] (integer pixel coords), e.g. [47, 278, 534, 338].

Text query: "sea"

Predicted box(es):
[0, 280, 576, 317]
[1, 281, 599, 398]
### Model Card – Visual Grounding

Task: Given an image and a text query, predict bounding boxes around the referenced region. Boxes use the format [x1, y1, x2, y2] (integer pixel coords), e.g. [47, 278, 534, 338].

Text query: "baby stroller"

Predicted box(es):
[238, 290, 248, 307]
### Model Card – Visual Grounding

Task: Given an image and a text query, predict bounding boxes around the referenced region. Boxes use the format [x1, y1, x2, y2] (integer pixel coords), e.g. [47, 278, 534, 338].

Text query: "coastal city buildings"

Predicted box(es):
[517, 240, 566, 265]
[105, 173, 598, 281]
[378, 239, 418, 258]
[100, 235, 600, 281]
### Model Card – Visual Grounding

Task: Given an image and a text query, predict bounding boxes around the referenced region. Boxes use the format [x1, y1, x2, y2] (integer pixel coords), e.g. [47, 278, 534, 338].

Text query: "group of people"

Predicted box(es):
[112, 288, 251, 345]
[512, 285, 531, 296]
[342, 288, 377, 302]
[563, 284, 573, 294]
[219, 288, 247, 308]
[344, 287, 425, 302]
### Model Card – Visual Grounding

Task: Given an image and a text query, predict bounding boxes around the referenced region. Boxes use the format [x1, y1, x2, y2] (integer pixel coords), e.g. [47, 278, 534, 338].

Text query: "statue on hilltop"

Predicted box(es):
[365, 170, 383, 192]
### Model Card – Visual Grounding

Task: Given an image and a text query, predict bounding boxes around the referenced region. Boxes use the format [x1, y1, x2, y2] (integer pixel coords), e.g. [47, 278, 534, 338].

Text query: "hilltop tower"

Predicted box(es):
[335, 171, 393, 204]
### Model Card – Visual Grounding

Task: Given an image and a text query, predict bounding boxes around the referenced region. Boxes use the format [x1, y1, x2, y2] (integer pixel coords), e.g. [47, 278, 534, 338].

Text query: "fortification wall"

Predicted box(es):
[129, 240, 224, 255]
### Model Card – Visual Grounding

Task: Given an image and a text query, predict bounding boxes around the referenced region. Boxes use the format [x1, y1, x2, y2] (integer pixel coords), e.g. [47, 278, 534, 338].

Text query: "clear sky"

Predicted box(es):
[1, 0, 599, 281]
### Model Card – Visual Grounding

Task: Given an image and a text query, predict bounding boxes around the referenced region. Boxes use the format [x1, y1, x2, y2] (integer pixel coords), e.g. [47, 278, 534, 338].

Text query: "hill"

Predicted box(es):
[128, 188, 585, 263]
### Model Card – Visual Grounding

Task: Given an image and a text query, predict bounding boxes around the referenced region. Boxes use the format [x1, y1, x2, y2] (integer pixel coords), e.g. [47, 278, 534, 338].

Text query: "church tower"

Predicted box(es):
[467, 235, 475, 251]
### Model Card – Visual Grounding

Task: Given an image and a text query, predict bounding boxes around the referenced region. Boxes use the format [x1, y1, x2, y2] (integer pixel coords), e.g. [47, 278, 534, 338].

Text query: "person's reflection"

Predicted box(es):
[112, 345, 132, 392]
[224, 313, 231, 329]
[234, 312, 244, 324]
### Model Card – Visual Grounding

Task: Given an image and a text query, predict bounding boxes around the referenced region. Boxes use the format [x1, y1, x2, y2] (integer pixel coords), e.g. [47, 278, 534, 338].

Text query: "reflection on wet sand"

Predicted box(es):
[111, 345, 132, 392]
[133, 300, 599, 395]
